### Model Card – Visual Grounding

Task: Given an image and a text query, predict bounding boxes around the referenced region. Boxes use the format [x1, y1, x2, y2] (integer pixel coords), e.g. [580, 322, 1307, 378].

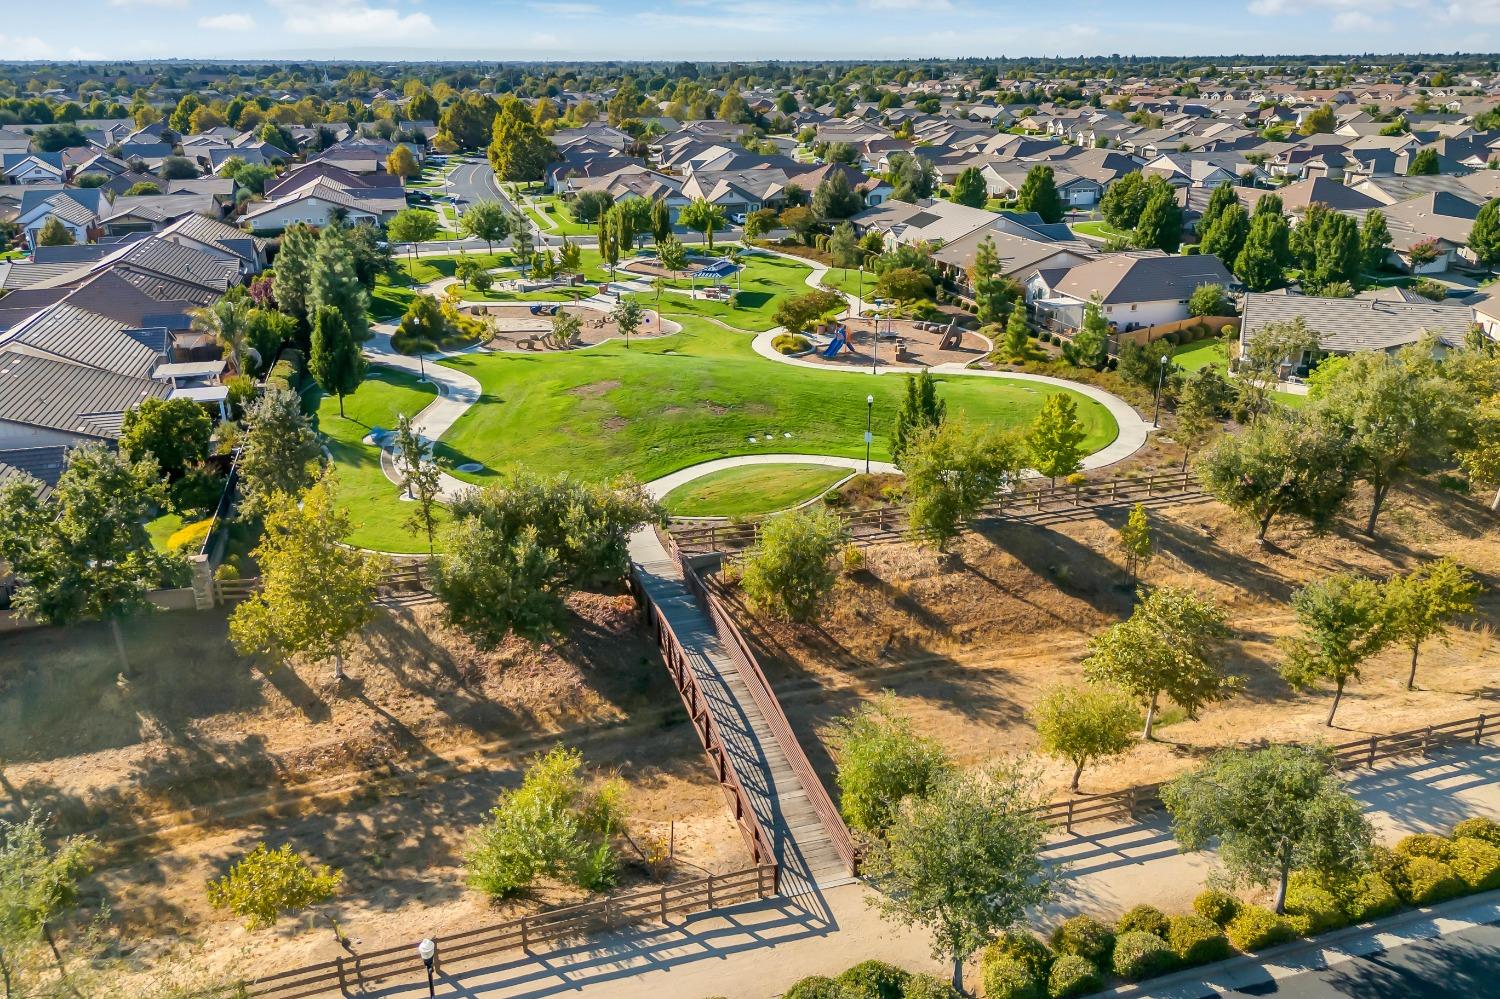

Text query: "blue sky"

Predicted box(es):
[3, 0, 1496, 62]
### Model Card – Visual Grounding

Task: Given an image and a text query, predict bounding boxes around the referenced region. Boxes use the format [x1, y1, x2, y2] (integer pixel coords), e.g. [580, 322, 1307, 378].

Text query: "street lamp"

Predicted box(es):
[418, 938, 437, 997]
[1152, 353, 1170, 428]
[864, 394, 875, 474]
[856, 267, 864, 317]
[417, 351, 428, 383]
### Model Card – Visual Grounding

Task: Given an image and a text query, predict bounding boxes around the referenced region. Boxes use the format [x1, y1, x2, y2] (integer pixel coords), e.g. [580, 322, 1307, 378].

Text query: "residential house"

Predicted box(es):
[1238, 291, 1477, 376]
[1027, 252, 1234, 331]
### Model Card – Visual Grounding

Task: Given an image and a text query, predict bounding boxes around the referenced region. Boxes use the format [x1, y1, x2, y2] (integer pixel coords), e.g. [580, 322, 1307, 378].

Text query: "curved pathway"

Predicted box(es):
[643, 452, 900, 501]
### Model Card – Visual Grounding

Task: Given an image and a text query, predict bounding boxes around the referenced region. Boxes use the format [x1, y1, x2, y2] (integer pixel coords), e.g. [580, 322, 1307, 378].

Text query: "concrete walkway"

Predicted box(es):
[364, 328, 480, 502]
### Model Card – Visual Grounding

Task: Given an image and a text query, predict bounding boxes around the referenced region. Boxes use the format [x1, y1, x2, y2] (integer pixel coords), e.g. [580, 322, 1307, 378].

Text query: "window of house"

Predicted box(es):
[1131, 304, 1138, 311]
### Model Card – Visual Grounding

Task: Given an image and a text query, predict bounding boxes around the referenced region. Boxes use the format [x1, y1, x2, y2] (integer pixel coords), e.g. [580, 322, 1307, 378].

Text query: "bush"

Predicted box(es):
[783, 976, 843, 999]
[981, 955, 1041, 999]
[1446, 837, 1500, 891]
[1193, 889, 1240, 927]
[1399, 855, 1468, 905]
[1452, 817, 1500, 848]
[1048, 915, 1114, 965]
[1115, 904, 1170, 938]
[1332, 869, 1402, 923]
[1284, 876, 1348, 936]
[1225, 906, 1296, 952]
[840, 544, 865, 574]
[1110, 930, 1175, 981]
[1045, 955, 1100, 999]
[904, 973, 962, 999]
[835, 960, 909, 999]
[1166, 913, 1231, 966]
[984, 932, 1053, 980]
[165, 517, 215, 553]
[1394, 833, 1453, 862]
[772, 332, 813, 354]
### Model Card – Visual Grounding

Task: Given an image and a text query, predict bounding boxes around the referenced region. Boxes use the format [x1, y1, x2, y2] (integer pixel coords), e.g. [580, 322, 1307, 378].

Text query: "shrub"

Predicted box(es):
[840, 544, 865, 574]
[1452, 817, 1500, 848]
[1332, 869, 1403, 922]
[772, 332, 812, 354]
[1115, 904, 1171, 938]
[1045, 955, 1100, 999]
[1225, 906, 1296, 952]
[1048, 915, 1114, 965]
[166, 517, 215, 553]
[835, 960, 909, 999]
[1394, 833, 1453, 861]
[984, 932, 1053, 980]
[1398, 855, 1467, 906]
[1284, 876, 1348, 936]
[783, 976, 843, 999]
[981, 954, 1040, 999]
[904, 973, 962, 999]
[1110, 930, 1175, 981]
[1446, 837, 1500, 891]
[1193, 889, 1240, 927]
[1167, 913, 1231, 966]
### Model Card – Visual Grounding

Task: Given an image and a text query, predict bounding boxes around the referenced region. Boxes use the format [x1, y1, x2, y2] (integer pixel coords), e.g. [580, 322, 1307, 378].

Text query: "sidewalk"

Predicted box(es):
[334, 744, 1500, 998]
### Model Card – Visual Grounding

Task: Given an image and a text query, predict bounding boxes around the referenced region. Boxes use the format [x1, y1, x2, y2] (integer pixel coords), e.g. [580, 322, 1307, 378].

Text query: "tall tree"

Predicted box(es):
[1406, 147, 1440, 176]
[238, 387, 320, 516]
[308, 305, 365, 418]
[35, 216, 74, 247]
[1199, 203, 1249, 266]
[969, 234, 1017, 326]
[1082, 586, 1235, 738]
[1016, 165, 1063, 224]
[273, 222, 317, 329]
[1001, 303, 1030, 362]
[1381, 558, 1481, 691]
[1163, 745, 1373, 914]
[862, 762, 1056, 991]
[812, 169, 863, 219]
[1117, 502, 1153, 583]
[228, 471, 386, 682]
[950, 165, 987, 208]
[1026, 393, 1088, 486]
[1234, 212, 1291, 291]
[119, 396, 213, 482]
[1237, 317, 1320, 421]
[1174, 367, 1232, 470]
[460, 200, 510, 254]
[308, 225, 370, 344]
[650, 196, 672, 242]
[902, 418, 1025, 550]
[891, 368, 946, 466]
[738, 507, 849, 623]
[678, 197, 726, 249]
[1280, 573, 1390, 726]
[1033, 683, 1138, 792]
[385, 144, 420, 180]
[1311, 211, 1362, 290]
[1100, 171, 1148, 230]
[487, 108, 558, 182]
[1133, 182, 1182, 253]
[1198, 181, 1239, 237]
[0, 445, 171, 677]
[1361, 209, 1394, 272]
[1470, 199, 1500, 268]
[1196, 410, 1352, 541]
[386, 208, 440, 262]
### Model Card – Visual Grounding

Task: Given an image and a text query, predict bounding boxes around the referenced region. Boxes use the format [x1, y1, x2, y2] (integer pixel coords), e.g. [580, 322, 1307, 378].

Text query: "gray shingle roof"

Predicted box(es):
[1240, 291, 1475, 353]
[0, 350, 168, 440]
[1051, 253, 1234, 305]
[7, 304, 164, 378]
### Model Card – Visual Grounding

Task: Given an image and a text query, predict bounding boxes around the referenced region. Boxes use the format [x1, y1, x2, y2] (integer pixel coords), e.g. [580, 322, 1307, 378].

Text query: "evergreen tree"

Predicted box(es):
[1469, 199, 1500, 268]
[1100, 171, 1148, 230]
[1235, 213, 1291, 291]
[1133, 183, 1182, 252]
[1063, 296, 1110, 368]
[812, 169, 863, 219]
[1026, 393, 1088, 486]
[891, 369, 946, 466]
[1252, 192, 1284, 218]
[969, 235, 1016, 325]
[650, 196, 672, 242]
[1016, 165, 1063, 224]
[1361, 209, 1393, 272]
[1290, 202, 1330, 271]
[1001, 304, 1030, 361]
[1311, 212, 1361, 291]
[308, 305, 365, 417]
[950, 166, 987, 208]
[1198, 182, 1239, 236]
[308, 226, 370, 344]
[35, 216, 74, 246]
[1406, 148, 1440, 176]
[1200, 202, 1249, 265]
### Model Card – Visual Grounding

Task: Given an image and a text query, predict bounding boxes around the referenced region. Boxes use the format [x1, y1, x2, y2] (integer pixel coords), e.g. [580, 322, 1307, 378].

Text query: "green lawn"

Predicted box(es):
[316, 368, 444, 553]
[523, 195, 597, 237]
[664, 463, 852, 518]
[145, 512, 186, 553]
[1171, 337, 1230, 373]
[433, 315, 1118, 487]
[1071, 220, 1132, 241]
[818, 266, 872, 300]
[625, 253, 815, 332]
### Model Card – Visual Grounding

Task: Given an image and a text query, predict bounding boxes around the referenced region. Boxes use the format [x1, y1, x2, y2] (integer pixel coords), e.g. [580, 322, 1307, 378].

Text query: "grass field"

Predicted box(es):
[819, 266, 870, 300]
[624, 253, 815, 331]
[316, 368, 443, 552]
[1171, 336, 1230, 372]
[523, 195, 596, 237]
[1071, 220, 1133, 241]
[434, 315, 1118, 486]
[663, 463, 852, 518]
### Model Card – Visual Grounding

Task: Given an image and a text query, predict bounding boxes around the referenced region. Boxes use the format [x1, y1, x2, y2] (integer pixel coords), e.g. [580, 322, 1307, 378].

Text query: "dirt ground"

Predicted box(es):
[801, 315, 991, 369]
[0, 595, 745, 990]
[471, 303, 670, 351]
[724, 475, 1500, 801]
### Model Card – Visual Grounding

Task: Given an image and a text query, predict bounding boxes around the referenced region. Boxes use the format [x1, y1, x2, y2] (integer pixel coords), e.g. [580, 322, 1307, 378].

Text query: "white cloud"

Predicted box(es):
[1333, 10, 1379, 28]
[864, 0, 952, 9]
[1446, 0, 1500, 23]
[198, 12, 256, 29]
[108, 0, 190, 7]
[270, 0, 437, 39]
[527, 31, 562, 46]
[0, 33, 56, 59]
[530, 2, 602, 16]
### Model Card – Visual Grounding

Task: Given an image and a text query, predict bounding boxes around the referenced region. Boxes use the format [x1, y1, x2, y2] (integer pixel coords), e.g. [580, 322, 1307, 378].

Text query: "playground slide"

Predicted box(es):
[820, 328, 847, 358]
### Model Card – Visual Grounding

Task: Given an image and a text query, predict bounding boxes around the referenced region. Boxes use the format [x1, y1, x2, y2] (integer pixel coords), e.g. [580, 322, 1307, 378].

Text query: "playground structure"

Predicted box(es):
[466, 303, 672, 352]
[819, 326, 856, 358]
[802, 314, 991, 369]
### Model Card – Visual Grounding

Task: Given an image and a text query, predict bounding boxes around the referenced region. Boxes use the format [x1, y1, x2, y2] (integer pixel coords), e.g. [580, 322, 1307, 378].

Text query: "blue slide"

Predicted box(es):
[820, 327, 849, 358]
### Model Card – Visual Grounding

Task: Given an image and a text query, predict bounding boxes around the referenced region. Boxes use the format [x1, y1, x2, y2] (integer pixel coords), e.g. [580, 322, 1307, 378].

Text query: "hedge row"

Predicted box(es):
[980, 815, 1500, 998]
[782, 959, 961, 999]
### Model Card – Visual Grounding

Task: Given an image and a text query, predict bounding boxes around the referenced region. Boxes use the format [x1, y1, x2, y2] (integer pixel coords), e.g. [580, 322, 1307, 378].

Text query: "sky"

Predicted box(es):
[3, 0, 1499, 63]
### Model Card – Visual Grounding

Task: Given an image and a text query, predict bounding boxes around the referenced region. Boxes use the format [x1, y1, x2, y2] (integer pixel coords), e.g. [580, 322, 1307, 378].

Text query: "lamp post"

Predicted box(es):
[418, 938, 437, 997]
[864, 394, 874, 474]
[870, 310, 880, 375]
[1152, 353, 1169, 428]
[417, 350, 428, 384]
[856, 266, 864, 317]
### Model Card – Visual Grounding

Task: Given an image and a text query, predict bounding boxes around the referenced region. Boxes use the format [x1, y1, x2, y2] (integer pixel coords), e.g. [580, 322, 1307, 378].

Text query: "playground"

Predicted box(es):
[803, 315, 991, 369]
[469, 302, 672, 351]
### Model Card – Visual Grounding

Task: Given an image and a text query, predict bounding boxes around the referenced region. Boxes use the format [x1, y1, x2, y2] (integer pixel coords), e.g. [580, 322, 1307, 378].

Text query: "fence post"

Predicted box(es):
[1110, 480, 1118, 502]
[188, 554, 215, 610]
[1066, 798, 1074, 834]
[660, 885, 669, 923]
[1367, 735, 1377, 768]
[1146, 474, 1155, 497]
[1423, 725, 1433, 755]
[1477, 714, 1487, 745]
[707, 873, 715, 910]
[335, 955, 347, 991]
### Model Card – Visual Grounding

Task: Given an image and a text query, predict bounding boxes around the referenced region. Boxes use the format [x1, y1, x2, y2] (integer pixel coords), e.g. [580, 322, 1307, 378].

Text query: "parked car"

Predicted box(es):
[731, 213, 747, 225]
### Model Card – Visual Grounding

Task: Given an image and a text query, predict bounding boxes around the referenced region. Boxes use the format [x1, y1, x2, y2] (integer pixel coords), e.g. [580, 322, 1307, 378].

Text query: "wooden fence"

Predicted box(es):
[211, 561, 433, 606]
[679, 555, 860, 876]
[1034, 713, 1496, 833]
[631, 566, 780, 871]
[231, 865, 776, 999]
[669, 469, 1203, 555]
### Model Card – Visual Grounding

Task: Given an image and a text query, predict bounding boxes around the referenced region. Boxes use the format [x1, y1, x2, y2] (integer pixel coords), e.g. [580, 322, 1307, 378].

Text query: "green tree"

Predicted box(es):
[827, 693, 952, 834]
[1026, 393, 1088, 486]
[433, 474, 663, 644]
[1311, 212, 1361, 291]
[772, 287, 844, 334]
[466, 746, 625, 898]
[678, 197, 727, 248]
[1175, 367, 1232, 470]
[1133, 182, 1182, 253]
[35, 216, 74, 247]
[1001, 304, 1030, 362]
[238, 387, 320, 517]
[1016, 165, 1063, 224]
[950, 166, 987, 208]
[119, 396, 213, 482]
[1381, 558, 1481, 691]
[438, 92, 500, 148]
[460, 200, 510, 254]
[190, 295, 254, 374]
[273, 222, 317, 329]
[1361, 209, 1394, 271]
[1280, 573, 1390, 726]
[395, 414, 443, 555]
[308, 305, 365, 418]
[1082, 586, 1234, 739]
[123, 181, 162, 197]
[1299, 104, 1337, 135]
[862, 762, 1055, 992]
[387, 207, 440, 262]
[308, 225, 370, 344]
[1468, 200, 1500, 269]
[1196, 410, 1352, 541]
[1101, 171, 1148, 230]
[1033, 683, 1138, 791]
[487, 109, 558, 182]
[1198, 181, 1239, 237]
[903, 418, 1025, 550]
[969, 235, 1017, 326]
[829, 221, 862, 280]
[205, 844, 341, 931]
[1237, 317, 1320, 421]
[1235, 212, 1291, 291]
[1117, 502, 1153, 582]
[1187, 282, 1232, 318]
[1199, 204, 1249, 269]
[1407, 147, 1440, 176]
[650, 196, 672, 242]
[812, 170, 863, 220]
[0, 813, 98, 991]
[737, 507, 848, 623]
[891, 368, 946, 466]
[1163, 744, 1373, 914]
[1309, 342, 1463, 536]
[609, 295, 645, 349]
[229, 472, 386, 682]
[1063, 296, 1109, 369]
[0, 445, 170, 675]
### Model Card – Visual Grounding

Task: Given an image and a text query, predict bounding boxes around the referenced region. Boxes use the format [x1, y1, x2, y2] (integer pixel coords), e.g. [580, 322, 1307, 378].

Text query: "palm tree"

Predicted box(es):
[191, 297, 252, 374]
